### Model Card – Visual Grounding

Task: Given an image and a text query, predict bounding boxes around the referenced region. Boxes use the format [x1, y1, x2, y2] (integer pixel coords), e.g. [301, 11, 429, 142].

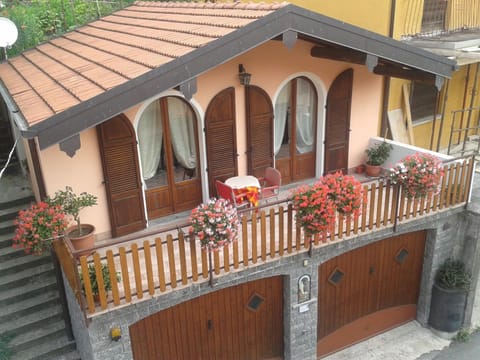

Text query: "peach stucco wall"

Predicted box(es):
[38, 39, 383, 237]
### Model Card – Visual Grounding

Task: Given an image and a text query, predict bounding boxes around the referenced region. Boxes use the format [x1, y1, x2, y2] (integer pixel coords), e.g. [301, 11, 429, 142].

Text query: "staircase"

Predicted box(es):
[0, 196, 81, 360]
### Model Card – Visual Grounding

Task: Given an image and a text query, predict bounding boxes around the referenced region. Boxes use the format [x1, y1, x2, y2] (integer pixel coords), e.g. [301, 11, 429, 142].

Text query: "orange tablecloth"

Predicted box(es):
[233, 186, 259, 207]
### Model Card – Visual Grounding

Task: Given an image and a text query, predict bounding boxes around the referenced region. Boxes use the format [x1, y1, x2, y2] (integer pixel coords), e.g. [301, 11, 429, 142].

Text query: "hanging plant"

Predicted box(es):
[292, 182, 336, 237]
[189, 198, 239, 252]
[389, 152, 444, 199]
[320, 172, 363, 218]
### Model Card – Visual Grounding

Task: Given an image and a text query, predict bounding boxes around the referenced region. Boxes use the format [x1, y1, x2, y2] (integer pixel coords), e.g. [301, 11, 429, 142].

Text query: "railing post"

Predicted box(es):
[393, 183, 401, 232]
[50, 246, 74, 341]
[208, 250, 213, 287]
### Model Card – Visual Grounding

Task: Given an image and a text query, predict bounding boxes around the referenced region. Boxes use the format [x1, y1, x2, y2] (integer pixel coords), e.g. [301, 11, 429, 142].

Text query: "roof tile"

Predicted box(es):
[0, 1, 286, 127]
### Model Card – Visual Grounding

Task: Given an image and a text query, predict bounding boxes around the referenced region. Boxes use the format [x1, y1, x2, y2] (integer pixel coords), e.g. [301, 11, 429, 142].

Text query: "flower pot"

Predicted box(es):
[428, 283, 467, 333]
[365, 163, 382, 177]
[65, 224, 95, 256]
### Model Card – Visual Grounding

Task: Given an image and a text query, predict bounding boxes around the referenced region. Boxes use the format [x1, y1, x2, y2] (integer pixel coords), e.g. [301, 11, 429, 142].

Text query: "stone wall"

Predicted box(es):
[62, 207, 479, 360]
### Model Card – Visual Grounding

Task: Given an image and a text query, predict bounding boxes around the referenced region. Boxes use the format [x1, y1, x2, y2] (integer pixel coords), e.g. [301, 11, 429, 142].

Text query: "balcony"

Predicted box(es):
[402, 0, 480, 38]
[54, 140, 475, 317]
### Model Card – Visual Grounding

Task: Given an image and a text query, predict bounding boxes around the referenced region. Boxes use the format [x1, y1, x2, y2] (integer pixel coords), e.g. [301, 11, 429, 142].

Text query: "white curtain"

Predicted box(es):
[167, 97, 197, 170]
[138, 101, 163, 180]
[274, 84, 291, 155]
[295, 78, 315, 154]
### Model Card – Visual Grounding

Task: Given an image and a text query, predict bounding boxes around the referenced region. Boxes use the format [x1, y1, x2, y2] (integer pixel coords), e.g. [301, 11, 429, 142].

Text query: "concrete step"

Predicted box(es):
[0, 262, 54, 290]
[0, 303, 63, 337]
[0, 289, 60, 323]
[0, 253, 52, 277]
[10, 332, 77, 360]
[0, 274, 57, 306]
[0, 245, 25, 262]
[0, 195, 35, 212]
[0, 232, 13, 249]
[0, 218, 14, 236]
[0, 202, 26, 222]
[50, 349, 82, 360]
[9, 319, 68, 354]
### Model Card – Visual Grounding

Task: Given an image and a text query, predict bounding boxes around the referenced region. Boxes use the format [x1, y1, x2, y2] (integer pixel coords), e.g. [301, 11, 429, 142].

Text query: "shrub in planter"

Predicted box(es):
[428, 258, 471, 333]
[80, 263, 120, 298]
[50, 186, 98, 254]
[365, 141, 392, 176]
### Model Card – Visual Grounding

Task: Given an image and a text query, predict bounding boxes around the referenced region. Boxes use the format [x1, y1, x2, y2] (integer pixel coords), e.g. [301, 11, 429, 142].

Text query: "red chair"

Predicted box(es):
[215, 180, 250, 209]
[259, 167, 281, 202]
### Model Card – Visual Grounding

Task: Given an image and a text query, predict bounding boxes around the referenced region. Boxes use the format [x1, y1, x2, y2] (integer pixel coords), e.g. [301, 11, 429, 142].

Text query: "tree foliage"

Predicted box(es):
[0, 0, 137, 58]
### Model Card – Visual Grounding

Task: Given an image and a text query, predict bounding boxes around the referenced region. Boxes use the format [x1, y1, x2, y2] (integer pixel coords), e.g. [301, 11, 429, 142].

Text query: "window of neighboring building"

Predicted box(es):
[410, 82, 438, 122]
[421, 0, 448, 33]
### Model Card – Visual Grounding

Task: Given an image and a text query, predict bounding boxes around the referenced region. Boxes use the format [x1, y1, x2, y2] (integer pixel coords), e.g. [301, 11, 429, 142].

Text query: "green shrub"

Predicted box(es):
[436, 258, 471, 292]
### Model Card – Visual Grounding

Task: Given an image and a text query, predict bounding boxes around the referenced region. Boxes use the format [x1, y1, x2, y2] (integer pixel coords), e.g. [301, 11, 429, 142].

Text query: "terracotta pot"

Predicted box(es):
[355, 164, 366, 174]
[66, 224, 95, 256]
[365, 163, 382, 177]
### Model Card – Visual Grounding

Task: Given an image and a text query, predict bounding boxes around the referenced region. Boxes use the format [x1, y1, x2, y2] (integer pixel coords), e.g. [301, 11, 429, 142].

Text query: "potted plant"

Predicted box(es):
[189, 198, 239, 252]
[292, 182, 336, 237]
[12, 201, 68, 256]
[365, 141, 392, 177]
[428, 258, 471, 333]
[389, 152, 444, 198]
[50, 186, 98, 255]
[80, 263, 120, 301]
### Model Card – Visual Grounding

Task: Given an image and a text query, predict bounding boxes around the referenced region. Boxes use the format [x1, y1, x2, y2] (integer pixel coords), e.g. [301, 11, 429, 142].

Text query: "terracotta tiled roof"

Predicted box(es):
[0, 1, 288, 127]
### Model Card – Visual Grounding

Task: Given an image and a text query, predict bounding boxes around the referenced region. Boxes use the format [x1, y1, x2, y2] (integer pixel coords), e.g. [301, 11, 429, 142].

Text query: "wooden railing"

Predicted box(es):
[55, 157, 475, 316]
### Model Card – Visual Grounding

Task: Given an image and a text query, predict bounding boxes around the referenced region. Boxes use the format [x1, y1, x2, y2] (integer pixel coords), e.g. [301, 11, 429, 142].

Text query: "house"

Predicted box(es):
[0, 2, 478, 360]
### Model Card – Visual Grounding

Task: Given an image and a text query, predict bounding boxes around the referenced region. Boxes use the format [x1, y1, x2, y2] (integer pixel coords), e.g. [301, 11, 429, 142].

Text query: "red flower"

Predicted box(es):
[190, 198, 239, 252]
[389, 153, 444, 199]
[12, 202, 68, 256]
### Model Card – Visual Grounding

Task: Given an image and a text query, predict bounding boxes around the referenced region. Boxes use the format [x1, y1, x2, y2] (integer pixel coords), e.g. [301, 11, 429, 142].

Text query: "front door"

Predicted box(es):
[137, 97, 202, 219]
[317, 230, 426, 357]
[324, 69, 353, 174]
[205, 87, 239, 196]
[274, 77, 317, 184]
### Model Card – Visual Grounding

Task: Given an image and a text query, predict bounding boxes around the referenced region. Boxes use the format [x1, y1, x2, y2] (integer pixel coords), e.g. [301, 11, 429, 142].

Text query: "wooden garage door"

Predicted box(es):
[130, 276, 284, 360]
[317, 231, 426, 357]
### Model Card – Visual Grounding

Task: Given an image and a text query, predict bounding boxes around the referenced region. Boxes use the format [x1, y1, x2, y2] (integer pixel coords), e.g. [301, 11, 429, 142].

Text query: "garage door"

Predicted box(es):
[130, 276, 284, 360]
[317, 231, 426, 357]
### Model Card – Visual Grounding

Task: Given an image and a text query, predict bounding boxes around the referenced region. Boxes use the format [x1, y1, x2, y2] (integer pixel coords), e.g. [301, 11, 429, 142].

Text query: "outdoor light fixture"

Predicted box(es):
[238, 64, 251, 86]
[110, 327, 122, 341]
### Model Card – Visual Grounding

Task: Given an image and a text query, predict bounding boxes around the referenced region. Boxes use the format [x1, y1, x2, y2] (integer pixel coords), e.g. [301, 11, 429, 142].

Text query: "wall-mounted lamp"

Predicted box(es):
[110, 327, 122, 341]
[238, 64, 251, 86]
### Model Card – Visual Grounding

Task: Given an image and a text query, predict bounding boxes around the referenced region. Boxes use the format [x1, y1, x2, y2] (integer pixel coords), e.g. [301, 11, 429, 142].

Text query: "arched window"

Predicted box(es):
[274, 77, 317, 183]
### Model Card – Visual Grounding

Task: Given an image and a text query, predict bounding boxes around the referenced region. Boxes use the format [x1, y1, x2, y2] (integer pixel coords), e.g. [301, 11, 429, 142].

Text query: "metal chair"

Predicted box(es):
[215, 180, 250, 209]
[259, 167, 281, 203]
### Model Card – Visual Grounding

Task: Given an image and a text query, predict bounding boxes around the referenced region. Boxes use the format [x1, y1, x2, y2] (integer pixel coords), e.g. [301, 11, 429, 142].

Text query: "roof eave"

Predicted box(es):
[20, 4, 456, 150]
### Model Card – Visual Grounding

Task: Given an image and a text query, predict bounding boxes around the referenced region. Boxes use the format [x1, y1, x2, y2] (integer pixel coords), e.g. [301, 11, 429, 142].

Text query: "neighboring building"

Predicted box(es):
[261, 0, 480, 154]
[0, 2, 478, 360]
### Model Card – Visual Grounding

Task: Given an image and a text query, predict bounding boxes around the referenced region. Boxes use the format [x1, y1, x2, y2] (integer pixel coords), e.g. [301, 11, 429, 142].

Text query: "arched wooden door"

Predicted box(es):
[317, 230, 426, 357]
[97, 115, 147, 237]
[129, 276, 284, 360]
[205, 87, 239, 196]
[324, 69, 353, 174]
[246, 85, 274, 178]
